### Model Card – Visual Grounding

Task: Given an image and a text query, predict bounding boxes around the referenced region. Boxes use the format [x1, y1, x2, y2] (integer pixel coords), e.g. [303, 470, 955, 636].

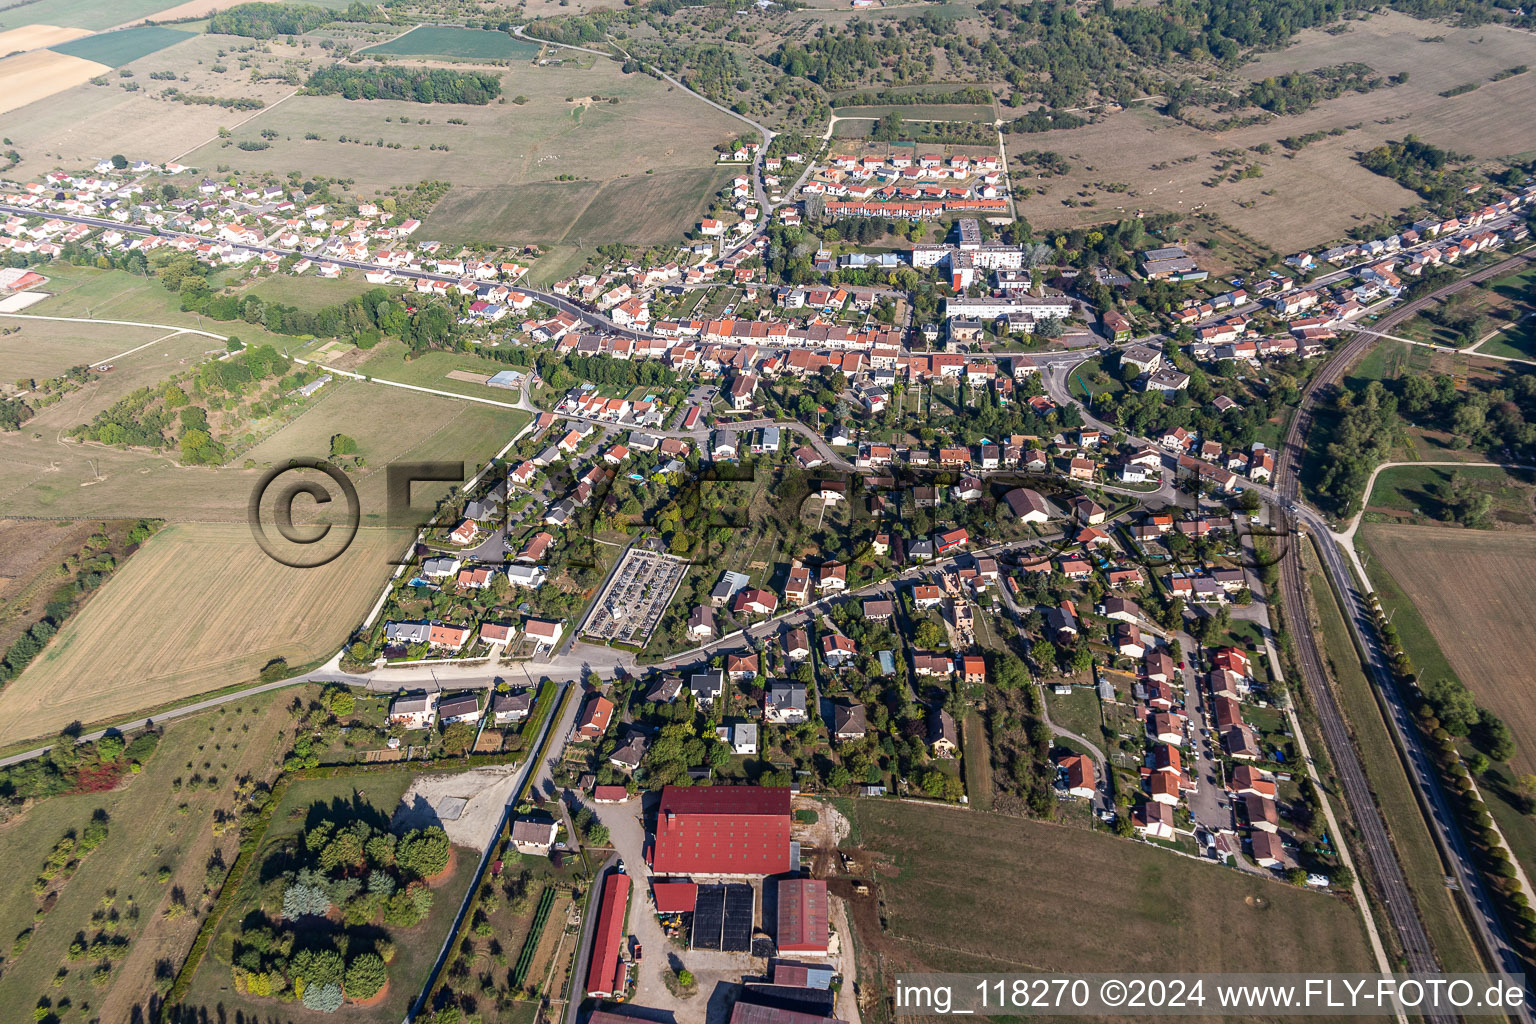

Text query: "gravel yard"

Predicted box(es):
[392, 764, 526, 851]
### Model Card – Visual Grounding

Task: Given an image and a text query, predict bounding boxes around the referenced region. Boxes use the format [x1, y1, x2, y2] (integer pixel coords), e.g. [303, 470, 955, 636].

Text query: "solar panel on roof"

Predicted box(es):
[722, 883, 755, 952]
[692, 885, 725, 950]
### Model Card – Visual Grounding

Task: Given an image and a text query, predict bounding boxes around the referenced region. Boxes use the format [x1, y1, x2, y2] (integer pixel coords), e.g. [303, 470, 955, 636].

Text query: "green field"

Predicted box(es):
[245, 272, 394, 308]
[1043, 685, 1103, 744]
[51, 25, 193, 66]
[1304, 543, 1488, 975]
[1477, 318, 1536, 360]
[0, 0, 176, 30]
[0, 689, 297, 1021]
[357, 343, 539, 404]
[831, 103, 998, 122]
[361, 24, 540, 59]
[1363, 464, 1536, 523]
[848, 799, 1376, 1009]
[182, 766, 477, 1023]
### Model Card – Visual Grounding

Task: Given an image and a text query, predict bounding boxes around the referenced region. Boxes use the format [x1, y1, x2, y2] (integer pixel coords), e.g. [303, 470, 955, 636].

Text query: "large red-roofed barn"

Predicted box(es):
[651, 785, 793, 875]
[585, 871, 631, 997]
[776, 878, 829, 954]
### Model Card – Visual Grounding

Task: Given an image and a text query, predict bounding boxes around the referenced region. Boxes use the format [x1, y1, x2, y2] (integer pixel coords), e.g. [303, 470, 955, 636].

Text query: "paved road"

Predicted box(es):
[0, 203, 663, 341]
[406, 679, 577, 1021]
[1272, 252, 1536, 1018]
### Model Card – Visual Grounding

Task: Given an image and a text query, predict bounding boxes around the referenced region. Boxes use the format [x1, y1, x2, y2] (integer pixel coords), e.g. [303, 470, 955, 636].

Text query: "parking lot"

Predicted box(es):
[581, 547, 690, 647]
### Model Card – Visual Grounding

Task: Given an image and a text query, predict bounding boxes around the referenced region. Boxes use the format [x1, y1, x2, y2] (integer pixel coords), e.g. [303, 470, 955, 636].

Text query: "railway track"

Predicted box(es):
[1275, 250, 1536, 1023]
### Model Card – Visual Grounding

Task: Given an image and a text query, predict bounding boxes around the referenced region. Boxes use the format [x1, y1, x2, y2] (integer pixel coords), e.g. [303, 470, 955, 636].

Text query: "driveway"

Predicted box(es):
[585, 793, 762, 1024]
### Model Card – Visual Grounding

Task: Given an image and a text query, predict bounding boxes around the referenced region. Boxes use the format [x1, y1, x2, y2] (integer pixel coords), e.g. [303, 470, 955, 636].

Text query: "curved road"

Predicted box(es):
[0, 204, 663, 341]
[1274, 251, 1536, 1017]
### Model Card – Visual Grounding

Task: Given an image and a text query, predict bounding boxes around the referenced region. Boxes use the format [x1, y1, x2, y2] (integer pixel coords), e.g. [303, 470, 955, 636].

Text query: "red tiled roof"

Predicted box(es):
[579, 695, 614, 737]
[777, 878, 828, 953]
[585, 871, 630, 997]
[651, 785, 792, 874]
[652, 881, 699, 914]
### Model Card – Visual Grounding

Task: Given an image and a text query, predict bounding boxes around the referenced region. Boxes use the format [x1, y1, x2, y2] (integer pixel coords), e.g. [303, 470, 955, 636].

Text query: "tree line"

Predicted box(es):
[304, 67, 503, 105]
[207, 2, 334, 37]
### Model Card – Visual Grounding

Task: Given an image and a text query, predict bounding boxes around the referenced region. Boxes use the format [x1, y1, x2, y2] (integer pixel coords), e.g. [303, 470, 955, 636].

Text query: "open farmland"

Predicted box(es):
[0, 0, 182, 29]
[0, 316, 175, 385]
[49, 24, 191, 65]
[847, 801, 1375, 1022]
[179, 57, 742, 243]
[0, 23, 92, 49]
[361, 24, 540, 60]
[1361, 525, 1536, 774]
[0, 523, 406, 746]
[0, 366, 524, 522]
[0, 688, 298, 1023]
[0, 32, 300, 178]
[0, 49, 108, 115]
[1008, 13, 1536, 252]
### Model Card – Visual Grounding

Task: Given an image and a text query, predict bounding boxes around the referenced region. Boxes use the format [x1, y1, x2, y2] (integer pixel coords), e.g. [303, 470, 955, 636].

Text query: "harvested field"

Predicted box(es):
[0, 22, 92, 50]
[360, 24, 540, 60]
[1007, 14, 1536, 253]
[0, 48, 107, 114]
[1362, 524, 1536, 774]
[0, 523, 407, 745]
[0, 32, 296, 176]
[50, 24, 191, 65]
[847, 800, 1374, 1020]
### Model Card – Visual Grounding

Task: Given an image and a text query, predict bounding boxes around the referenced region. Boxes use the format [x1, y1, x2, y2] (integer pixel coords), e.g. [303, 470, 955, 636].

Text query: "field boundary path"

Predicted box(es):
[1337, 323, 1536, 368]
[1272, 253, 1536, 1019]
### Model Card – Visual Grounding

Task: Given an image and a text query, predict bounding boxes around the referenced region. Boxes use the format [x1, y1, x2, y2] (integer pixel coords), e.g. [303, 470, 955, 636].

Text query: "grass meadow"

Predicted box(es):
[179, 57, 741, 243]
[848, 799, 1377, 1006]
[1305, 540, 1489, 975]
[361, 25, 540, 60]
[0, 688, 298, 1022]
[1007, 12, 1536, 252]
